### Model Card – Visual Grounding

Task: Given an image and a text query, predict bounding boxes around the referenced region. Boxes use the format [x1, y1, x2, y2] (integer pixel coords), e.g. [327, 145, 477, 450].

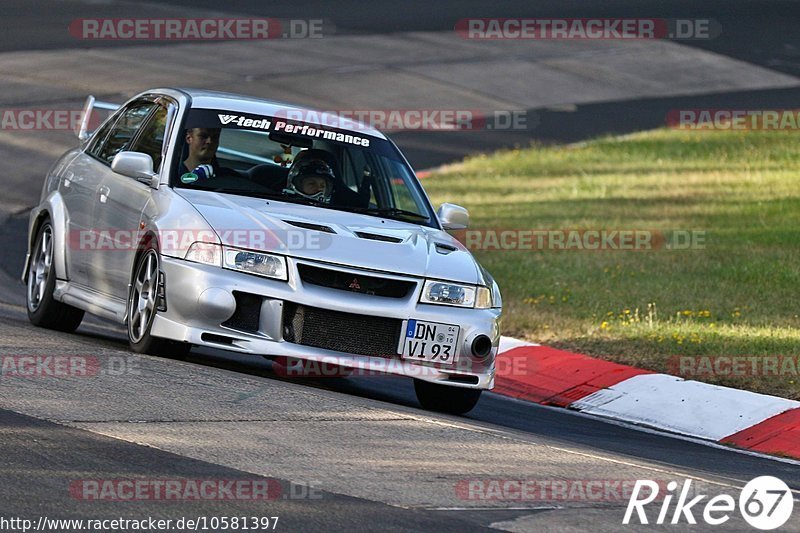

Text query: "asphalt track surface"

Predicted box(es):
[1, 1, 800, 531]
[3, 0, 800, 169]
[5, 0, 800, 78]
[0, 297, 798, 532]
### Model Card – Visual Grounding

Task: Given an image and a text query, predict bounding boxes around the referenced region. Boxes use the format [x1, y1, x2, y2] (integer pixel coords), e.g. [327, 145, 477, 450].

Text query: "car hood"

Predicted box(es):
[176, 189, 482, 284]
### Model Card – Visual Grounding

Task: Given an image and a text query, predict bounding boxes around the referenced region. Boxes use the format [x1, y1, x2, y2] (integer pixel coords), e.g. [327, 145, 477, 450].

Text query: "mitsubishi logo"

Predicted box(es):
[348, 278, 361, 290]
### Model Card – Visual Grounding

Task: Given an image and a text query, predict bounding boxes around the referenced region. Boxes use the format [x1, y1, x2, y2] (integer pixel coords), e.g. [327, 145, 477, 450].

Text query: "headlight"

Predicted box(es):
[184, 242, 222, 266]
[223, 247, 287, 280]
[421, 280, 487, 308]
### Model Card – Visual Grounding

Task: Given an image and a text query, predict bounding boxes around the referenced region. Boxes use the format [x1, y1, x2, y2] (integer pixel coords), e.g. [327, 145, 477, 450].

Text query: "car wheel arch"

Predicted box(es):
[23, 211, 51, 284]
[25, 201, 69, 283]
[127, 231, 161, 292]
[29, 211, 50, 255]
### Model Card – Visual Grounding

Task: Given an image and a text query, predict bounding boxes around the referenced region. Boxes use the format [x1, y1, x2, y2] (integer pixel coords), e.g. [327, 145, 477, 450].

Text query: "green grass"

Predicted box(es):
[422, 129, 800, 399]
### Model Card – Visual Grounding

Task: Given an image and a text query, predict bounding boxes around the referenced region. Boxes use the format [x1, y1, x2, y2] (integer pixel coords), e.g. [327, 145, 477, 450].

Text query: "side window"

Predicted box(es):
[341, 148, 366, 191]
[87, 117, 115, 158]
[391, 176, 418, 211]
[94, 102, 156, 165]
[130, 105, 168, 171]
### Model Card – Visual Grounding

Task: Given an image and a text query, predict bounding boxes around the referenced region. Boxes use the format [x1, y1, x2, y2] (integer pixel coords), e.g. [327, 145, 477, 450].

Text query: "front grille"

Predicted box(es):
[282, 303, 402, 357]
[222, 291, 262, 332]
[298, 264, 414, 298]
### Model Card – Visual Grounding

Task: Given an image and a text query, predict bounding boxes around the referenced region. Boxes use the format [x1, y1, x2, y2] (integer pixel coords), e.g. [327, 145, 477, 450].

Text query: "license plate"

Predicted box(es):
[400, 319, 459, 363]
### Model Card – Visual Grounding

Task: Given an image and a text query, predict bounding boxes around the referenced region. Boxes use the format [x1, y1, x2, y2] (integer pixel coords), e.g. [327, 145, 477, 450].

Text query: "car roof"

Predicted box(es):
[170, 87, 388, 140]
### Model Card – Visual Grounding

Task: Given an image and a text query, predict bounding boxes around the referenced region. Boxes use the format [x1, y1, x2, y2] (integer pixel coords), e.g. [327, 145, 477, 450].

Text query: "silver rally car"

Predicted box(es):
[22, 88, 502, 414]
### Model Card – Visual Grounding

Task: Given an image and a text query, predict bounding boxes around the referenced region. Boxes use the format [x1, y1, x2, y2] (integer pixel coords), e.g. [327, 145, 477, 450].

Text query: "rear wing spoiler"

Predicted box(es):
[76, 95, 120, 141]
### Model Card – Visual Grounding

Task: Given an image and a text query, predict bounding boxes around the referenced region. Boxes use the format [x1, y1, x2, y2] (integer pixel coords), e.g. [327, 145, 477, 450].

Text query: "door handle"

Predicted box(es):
[98, 185, 111, 204]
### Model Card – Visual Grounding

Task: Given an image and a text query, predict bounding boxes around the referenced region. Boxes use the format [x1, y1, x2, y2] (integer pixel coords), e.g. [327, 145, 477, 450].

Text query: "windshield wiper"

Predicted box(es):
[339, 206, 430, 221]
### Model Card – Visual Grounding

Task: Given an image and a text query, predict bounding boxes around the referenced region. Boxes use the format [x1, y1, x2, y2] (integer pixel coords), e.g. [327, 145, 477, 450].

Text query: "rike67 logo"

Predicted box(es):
[624, 476, 794, 530]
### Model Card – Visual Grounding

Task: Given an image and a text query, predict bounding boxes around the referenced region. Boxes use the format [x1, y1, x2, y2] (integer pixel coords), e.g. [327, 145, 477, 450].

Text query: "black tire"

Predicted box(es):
[414, 379, 482, 415]
[26, 221, 84, 332]
[127, 247, 191, 359]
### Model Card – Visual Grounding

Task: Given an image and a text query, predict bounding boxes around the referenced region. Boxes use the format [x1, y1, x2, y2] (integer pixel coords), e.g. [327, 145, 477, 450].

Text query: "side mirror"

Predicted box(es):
[437, 203, 469, 230]
[111, 151, 159, 188]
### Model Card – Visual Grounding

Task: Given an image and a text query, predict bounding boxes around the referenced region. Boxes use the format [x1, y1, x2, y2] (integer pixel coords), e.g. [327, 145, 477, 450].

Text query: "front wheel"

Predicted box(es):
[26, 221, 84, 332]
[414, 379, 482, 415]
[127, 248, 191, 359]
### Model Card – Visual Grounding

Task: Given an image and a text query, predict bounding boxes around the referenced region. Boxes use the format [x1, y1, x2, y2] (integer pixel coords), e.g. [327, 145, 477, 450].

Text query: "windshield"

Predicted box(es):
[172, 108, 437, 227]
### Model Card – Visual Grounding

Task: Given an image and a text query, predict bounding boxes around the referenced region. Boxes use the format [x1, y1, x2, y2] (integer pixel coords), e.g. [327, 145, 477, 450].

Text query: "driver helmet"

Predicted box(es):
[286, 158, 335, 202]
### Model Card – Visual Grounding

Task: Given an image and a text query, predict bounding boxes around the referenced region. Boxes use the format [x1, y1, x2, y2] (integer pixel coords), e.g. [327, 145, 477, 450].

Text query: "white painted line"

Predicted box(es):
[426, 506, 563, 511]
[571, 374, 800, 441]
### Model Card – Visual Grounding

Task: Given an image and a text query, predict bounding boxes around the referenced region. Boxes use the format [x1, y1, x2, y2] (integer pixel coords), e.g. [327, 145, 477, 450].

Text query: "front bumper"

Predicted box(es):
[151, 256, 500, 389]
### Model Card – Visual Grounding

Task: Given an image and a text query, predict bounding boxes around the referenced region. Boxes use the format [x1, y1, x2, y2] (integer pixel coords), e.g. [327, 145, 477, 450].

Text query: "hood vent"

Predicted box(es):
[435, 242, 457, 254]
[355, 231, 403, 243]
[283, 220, 336, 233]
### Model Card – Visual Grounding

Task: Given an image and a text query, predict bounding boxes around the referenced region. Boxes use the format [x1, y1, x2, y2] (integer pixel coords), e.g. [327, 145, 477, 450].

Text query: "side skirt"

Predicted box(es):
[53, 280, 126, 323]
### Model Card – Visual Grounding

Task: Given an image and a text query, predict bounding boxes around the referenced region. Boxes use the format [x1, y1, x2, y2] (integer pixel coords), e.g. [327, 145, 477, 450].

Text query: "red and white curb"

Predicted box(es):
[494, 336, 800, 460]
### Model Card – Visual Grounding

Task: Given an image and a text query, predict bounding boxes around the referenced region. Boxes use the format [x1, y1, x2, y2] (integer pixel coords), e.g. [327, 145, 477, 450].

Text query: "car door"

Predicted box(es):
[60, 111, 122, 287]
[93, 99, 175, 300]
[81, 100, 159, 296]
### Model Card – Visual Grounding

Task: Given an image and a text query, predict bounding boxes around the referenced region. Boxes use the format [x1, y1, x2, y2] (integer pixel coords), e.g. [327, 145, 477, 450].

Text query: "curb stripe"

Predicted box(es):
[721, 408, 800, 457]
[494, 339, 800, 460]
[570, 374, 800, 441]
[494, 345, 649, 406]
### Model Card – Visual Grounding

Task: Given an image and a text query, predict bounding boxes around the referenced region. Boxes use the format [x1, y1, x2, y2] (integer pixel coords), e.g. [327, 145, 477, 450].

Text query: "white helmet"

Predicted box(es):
[286, 158, 335, 203]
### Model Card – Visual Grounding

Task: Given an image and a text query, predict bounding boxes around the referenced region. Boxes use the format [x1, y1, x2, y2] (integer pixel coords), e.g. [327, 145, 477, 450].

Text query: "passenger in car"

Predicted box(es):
[285, 158, 336, 202]
[286, 149, 372, 207]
